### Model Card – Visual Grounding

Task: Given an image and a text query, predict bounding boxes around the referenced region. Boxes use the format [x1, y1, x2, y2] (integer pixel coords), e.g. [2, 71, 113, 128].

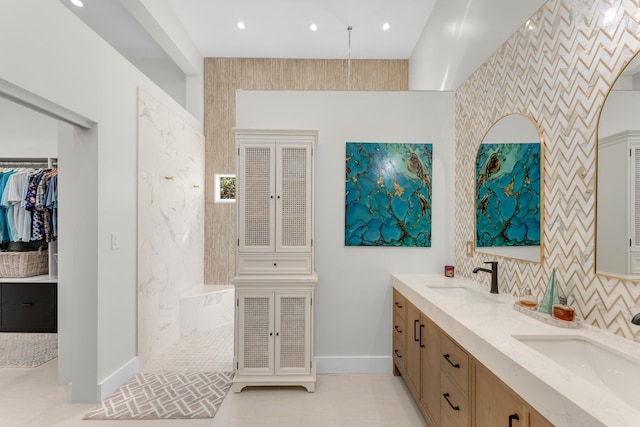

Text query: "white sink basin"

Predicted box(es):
[514, 335, 640, 411]
[427, 286, 502, 304]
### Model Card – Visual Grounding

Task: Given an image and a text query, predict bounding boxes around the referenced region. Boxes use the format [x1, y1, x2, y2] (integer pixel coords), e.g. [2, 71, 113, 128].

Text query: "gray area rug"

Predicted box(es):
[0, 332, 57, 367]
[83, 371, 234, 420]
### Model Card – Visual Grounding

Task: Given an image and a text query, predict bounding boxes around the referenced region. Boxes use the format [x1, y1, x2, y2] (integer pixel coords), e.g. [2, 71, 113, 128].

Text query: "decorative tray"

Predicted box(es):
[513, 302, 583, 329]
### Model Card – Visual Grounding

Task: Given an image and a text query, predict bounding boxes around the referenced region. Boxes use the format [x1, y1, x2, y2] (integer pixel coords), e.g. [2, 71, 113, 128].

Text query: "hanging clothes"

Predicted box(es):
[0, 164, 58, 244]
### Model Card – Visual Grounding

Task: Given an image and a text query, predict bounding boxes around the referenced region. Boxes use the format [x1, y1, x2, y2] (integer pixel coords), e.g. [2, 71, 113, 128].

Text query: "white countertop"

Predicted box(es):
[392, 273, 640, 427]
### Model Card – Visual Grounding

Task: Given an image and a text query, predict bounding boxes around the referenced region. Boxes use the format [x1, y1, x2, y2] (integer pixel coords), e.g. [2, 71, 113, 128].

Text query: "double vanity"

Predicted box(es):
[392, 274, 640, 426]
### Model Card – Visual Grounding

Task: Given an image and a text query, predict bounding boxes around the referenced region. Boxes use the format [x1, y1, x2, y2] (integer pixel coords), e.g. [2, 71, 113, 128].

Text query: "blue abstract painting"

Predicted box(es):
[345, 142, 432, 247]
[475, 143, 540, 247]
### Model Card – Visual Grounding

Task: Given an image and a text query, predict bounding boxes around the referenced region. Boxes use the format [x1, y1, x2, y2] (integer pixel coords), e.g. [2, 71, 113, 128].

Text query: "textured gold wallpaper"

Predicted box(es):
[455, 0, 640, 341]
[203, 58, 408, 285]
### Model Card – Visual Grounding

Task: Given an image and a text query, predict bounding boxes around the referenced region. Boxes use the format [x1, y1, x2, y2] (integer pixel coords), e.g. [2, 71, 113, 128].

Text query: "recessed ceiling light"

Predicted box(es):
[310, 23, 318, 32]
[237, 21, 246, 30]
[382, 22, 391, 31]
[70, 0, 84, 7]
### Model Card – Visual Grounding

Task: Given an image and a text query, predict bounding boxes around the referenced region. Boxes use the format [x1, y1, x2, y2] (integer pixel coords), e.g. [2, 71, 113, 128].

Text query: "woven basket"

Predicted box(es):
[0, 248, 49, 278]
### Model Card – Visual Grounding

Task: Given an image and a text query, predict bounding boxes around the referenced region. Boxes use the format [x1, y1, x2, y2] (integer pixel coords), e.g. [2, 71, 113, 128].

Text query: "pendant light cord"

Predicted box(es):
[347, 26, 352, 90]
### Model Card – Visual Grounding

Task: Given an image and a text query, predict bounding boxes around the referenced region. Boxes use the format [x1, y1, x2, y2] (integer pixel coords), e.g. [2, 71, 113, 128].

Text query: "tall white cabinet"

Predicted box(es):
[232, 129, 317, 393]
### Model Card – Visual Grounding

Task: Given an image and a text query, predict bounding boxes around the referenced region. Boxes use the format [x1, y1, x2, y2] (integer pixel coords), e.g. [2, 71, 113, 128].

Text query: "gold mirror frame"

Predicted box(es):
[595, 51, 640, 281]
[474, 112, 545, 263]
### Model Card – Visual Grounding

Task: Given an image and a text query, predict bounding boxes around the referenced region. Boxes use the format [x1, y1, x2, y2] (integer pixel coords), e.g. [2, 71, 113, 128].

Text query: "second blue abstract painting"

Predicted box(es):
[475, 142, 541, 247]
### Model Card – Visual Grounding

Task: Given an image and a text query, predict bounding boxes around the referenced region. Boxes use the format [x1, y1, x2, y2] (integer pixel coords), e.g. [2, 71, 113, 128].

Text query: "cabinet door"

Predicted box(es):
[275, 291, 311, 375]
[275, 143, 312, 253]
[238, 143, 276, 253]
[405, 301, 422, 400]
[420, 315, 440, 426]
[474, 361, 526, 427]
[237, 292, 275, 375]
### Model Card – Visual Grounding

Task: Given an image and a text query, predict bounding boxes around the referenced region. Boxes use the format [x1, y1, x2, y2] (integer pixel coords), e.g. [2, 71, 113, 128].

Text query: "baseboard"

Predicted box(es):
[315, 356, 392, 374]
[98, 356, 140, 401]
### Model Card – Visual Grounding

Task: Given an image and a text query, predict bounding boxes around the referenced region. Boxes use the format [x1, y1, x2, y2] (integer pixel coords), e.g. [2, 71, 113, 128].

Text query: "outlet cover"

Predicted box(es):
[466, 241, 474, 257]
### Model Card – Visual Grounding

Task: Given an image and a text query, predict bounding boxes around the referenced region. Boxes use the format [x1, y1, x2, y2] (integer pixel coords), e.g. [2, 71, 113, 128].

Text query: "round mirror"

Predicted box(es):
[597, 53, 640, 279]
[475, 113, 544, 263]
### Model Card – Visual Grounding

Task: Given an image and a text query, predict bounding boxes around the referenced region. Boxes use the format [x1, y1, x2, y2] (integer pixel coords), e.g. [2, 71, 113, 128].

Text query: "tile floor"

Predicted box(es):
[0, 325, 427, 427]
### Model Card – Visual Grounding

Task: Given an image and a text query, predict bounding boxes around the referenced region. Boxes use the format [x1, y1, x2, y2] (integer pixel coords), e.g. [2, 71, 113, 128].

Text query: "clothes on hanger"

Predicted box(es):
[0, 167, 58, 243]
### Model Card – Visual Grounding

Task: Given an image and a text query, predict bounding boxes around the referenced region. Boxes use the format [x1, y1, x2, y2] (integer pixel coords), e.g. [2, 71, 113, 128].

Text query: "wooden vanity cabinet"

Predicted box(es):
[405, 301, 422, 400]
[392, 290, 407, 375]
[392, 290, 440, 426]
[419, 315, 441, 427]
[440, 332, 470, 427]
[392, 289, 554, 427]
[473, 361, 553, 427]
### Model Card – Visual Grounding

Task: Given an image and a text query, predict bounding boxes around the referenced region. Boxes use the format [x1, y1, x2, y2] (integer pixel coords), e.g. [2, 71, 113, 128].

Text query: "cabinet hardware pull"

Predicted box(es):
[21, 302, 34, 307]
[394, 325, 402, 333]
[419, 324, 425, 348]
[443, 393, 460, 411]
[394, 349, 402, 358]
[269, 332, 273, 336]
[394, 301, 403, 308]
[414, 319, 420, 342]
[273, 263, 277, 266]
[509, 413, 520, 427]
[443, 354, 460, 368]
[276, 332, 279, 336]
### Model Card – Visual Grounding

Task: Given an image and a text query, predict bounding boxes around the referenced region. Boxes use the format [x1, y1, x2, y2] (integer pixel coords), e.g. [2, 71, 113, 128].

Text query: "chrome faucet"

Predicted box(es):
[473, 261, 499, 294]
[632, 313, 640, 325]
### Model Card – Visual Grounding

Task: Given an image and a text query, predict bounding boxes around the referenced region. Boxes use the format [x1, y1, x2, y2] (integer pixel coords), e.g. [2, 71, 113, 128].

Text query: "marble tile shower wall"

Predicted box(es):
[137, 90, 205, 367]
[455, 0, 640, 341]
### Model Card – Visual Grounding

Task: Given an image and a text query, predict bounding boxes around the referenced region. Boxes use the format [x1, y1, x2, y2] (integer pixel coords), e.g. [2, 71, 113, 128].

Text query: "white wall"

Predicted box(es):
[0, 1, 201, 402]
[409, 0, 546, 90]
[0, 97, 58, 157]
[236, 90, 455, 372]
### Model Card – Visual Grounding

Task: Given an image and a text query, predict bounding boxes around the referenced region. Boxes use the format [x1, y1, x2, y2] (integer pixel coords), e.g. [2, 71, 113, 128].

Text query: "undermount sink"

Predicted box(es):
[514, 335, 640, 411]
[427, 286, 502, 304]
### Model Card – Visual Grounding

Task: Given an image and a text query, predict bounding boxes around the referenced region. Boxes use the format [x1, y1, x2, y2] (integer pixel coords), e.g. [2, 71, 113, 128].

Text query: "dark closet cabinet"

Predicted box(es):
[0, 282, 57, 332]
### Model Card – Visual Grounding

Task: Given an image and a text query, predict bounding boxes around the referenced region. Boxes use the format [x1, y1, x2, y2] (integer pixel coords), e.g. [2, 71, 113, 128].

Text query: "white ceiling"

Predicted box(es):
[59, 0, 549, 92]
[62, 0, 437, 60]
[166, 0, 437, 59]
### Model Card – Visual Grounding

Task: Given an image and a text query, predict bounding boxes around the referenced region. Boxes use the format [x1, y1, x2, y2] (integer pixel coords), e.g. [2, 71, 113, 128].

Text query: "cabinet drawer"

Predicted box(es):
[393, 312, 406, 344]
[440, 333, 469, 394]
[392, 341, 406, 374]
[393, 289, 406, 318]
[631, 254, 640, 274]
[440, 371, 469, 427]
[237, 254, 312, 274]
[1, 283, 57, 332]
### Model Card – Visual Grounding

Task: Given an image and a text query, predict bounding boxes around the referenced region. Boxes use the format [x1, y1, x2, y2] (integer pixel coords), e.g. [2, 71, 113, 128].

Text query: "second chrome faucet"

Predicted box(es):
[473, 261, 499, 294]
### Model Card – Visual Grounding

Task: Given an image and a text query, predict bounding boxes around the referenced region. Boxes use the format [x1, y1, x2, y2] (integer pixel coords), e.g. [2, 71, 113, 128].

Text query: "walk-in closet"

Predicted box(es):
[0, 97, 59, 369]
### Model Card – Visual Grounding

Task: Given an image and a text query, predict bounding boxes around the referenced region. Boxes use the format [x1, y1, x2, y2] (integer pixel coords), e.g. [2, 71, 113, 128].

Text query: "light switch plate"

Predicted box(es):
[466, 241, 473, 257]
[111, 232, 121, 250]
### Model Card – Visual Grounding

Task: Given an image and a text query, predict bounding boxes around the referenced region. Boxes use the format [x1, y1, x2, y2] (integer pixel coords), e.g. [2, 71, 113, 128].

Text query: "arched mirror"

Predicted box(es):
[475, 113, 544, 263]
[597, 53, 640, 279]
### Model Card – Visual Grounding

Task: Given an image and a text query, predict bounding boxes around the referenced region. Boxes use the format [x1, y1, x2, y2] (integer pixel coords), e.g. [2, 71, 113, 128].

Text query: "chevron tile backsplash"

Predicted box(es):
[455, 0, 640, 341]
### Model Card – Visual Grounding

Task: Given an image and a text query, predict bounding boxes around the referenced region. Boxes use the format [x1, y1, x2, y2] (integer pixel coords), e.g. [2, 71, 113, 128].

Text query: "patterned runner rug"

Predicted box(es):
[83, 371, 234, 420]
[0, 332, 57, 367]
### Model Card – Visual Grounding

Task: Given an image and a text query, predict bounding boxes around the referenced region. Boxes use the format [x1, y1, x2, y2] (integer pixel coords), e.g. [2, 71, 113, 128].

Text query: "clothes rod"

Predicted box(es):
[0, 162, 53, 167]
[0, 157, 57, 167]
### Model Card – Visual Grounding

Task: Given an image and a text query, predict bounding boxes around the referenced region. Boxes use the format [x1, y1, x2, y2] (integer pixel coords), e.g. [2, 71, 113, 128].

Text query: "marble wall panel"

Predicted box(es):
[137, 90, 205, 367]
